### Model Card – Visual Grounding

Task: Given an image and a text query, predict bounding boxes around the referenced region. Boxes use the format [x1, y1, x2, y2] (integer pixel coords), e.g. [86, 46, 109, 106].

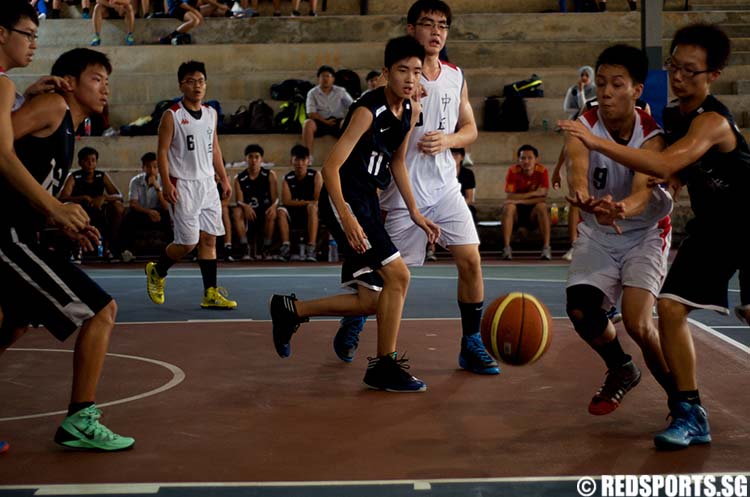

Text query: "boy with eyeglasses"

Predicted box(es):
[145, 60, 237, 309]
[559, 23, 749, 449]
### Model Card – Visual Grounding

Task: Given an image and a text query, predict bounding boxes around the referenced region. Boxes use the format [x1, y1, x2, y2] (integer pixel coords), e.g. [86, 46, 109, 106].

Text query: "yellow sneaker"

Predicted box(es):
[201, 286, 237, 309]
[145, 262, 165, 305]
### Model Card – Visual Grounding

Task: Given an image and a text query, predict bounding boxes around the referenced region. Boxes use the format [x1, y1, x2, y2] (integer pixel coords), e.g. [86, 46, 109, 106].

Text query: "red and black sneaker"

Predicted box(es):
[588, 360, 641, 415]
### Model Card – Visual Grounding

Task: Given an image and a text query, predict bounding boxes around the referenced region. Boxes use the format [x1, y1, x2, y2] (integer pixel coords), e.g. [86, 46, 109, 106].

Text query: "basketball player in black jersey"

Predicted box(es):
[270, 36, 440, 392]
[59, 147, 125, 259]
[0, 45, 135, 451]
[232, 143, 279, 260]
[559, 23, 749, 449]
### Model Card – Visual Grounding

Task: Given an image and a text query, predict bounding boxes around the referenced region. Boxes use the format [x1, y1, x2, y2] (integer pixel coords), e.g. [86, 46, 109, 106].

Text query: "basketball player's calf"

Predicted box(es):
[566, 285, 641, 415]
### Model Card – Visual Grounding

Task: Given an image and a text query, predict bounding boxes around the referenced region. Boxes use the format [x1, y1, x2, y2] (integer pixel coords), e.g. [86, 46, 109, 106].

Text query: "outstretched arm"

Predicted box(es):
[558, 111, 736, 177]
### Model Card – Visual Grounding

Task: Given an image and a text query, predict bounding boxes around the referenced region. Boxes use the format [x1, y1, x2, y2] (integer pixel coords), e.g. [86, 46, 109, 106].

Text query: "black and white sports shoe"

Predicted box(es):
[269, 294, 307, 358]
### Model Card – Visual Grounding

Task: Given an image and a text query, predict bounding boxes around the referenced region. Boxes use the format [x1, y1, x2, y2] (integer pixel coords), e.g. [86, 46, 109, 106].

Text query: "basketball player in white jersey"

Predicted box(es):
[145, 60, 236, 309]
[564, 45, 674, 417]
[333, 0, 498, 375]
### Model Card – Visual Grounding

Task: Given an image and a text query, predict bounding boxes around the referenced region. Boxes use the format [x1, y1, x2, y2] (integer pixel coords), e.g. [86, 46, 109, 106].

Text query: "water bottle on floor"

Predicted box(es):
[328, 237, 338, 262]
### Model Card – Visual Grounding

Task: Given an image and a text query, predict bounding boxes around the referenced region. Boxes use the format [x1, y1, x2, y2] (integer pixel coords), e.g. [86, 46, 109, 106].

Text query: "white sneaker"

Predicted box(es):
[121, 250, 135, 263]
[426, 249, 437, 262]
[541, 246, 552, 260]
[562, 248, 573, 261]
[501, 246, 512, 260]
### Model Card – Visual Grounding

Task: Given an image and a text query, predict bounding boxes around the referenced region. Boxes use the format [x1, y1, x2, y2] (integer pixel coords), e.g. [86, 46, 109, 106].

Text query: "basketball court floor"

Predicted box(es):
[1, 262, 748, 497]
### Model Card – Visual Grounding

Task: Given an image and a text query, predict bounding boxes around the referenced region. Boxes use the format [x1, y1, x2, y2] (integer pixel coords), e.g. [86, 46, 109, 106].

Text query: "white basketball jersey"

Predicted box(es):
[579, 108, 672, 235]
[167, 101, 216, 180]
[380, 61, 464, 210]
[0, 71, 25, 111]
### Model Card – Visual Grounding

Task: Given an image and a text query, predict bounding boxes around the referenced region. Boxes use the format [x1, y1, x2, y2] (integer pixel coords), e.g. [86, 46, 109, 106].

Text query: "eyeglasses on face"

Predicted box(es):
[415, 19, 450, 31]
[9, 27, 38, 43]
[181, 78, 206, 86]
[664, 57, 712, 78]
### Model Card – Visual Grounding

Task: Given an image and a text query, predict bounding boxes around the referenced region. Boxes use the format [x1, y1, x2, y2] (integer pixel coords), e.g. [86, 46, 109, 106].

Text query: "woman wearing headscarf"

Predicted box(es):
[563, 65, 596, 119]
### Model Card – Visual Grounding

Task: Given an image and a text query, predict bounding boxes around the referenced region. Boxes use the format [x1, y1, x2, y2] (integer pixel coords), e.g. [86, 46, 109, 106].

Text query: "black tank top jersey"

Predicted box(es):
[0, 110, 75, 235]
[71, 170, 107, 198]
[284, 169, 318, 201]
[663, 95, 750, 220]
[339, 86, 412, 192]
[237, 168, 272, 209]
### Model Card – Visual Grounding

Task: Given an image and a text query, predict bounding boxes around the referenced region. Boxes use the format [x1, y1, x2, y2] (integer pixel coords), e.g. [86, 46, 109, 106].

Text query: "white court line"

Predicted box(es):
[91, 273, 568, 283]
[2, 472, 747, 494]
[688, 318, 750, 355]
[0, 349, 185, 422]
[34, 484, 160, 495]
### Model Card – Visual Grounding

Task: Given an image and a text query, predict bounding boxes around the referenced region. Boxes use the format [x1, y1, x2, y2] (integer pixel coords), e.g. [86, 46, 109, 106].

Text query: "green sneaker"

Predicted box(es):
[54, 405, 134, 451]
[145, 262, 165, 305]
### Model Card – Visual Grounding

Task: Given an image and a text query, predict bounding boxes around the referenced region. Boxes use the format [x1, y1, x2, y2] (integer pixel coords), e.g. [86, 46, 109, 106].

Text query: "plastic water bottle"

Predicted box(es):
[550, 203, 559, 225]
[84, 117, 92, 136]
[97, 236, 104, 258]
[231, 0, 243, 15]
[328, 238, 339, 262]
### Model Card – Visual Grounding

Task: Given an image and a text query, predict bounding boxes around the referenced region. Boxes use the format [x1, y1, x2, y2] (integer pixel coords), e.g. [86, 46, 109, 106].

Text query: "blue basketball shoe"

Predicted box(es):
[333, 316, 367, 362]
[459, 333, 500, 375]
[654, 402, 711, 449]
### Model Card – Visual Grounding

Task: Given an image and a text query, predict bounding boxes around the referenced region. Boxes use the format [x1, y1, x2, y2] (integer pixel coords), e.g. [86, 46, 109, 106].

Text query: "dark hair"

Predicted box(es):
[178, 60, 207, 83]
[595, 44, 648, 85]
[78, 146, 99, 162]
[317, 65, 335, 77]
[51, 48, 112, 79]
[291, 144, 310, 159]
[517, 144, 538, 157]
[141, 152, 157, 164]
[245, 144, 264, 157]
[0, 0, 38, 30]
[384, 36, 426, 69]
[670, 23, 731, 71]
[406, 0, 452, 26]
[450, 147, 465, 156]
[366, 70, 381, 81]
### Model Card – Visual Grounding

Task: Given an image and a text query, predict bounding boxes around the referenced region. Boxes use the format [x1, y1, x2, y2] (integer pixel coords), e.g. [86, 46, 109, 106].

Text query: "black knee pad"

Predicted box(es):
[566, 284, 609, 341]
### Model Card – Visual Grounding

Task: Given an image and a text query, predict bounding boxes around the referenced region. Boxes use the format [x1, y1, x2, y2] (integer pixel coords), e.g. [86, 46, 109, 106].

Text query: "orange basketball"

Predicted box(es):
[480, 292, 553, 365]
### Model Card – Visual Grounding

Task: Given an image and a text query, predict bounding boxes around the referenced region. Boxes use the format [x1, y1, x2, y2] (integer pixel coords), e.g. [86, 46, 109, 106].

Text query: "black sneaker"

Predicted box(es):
[363, 354, 427, 392]
[588, 360, 641, 415]
[269, 294, 307, 358]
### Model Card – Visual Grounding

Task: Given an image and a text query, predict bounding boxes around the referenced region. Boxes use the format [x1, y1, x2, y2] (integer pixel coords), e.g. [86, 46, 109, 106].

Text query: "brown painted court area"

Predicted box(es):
[0, 317, 748, 490]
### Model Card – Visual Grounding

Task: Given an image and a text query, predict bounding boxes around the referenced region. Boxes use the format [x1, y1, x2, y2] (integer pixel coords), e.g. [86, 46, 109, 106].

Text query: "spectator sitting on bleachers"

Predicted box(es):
[277, 145, 321, 262]
[246, 0, 279, 16]
[159, 0, 202, 45]
[501, 144, 551, 261]
[302, 65, 353, 163]
[232, 144, 279, 261]
[90, 0, 135, 46]
[59, 146, 125, 259]
[292, 0, 317, 16]
[563, 65, 596, 120]
[197, 0, 229, 17]
[120, 152, 171, 262]
[365, 70, 384, 92]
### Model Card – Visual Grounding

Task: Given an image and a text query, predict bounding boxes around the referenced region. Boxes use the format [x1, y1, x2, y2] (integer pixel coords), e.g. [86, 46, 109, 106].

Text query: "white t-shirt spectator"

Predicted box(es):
[128, 172, 163, 210]
[305, 85, 353, 120]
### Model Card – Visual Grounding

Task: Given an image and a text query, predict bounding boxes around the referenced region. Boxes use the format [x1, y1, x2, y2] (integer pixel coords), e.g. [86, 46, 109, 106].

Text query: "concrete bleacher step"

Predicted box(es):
[34, 11, 750, 47]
